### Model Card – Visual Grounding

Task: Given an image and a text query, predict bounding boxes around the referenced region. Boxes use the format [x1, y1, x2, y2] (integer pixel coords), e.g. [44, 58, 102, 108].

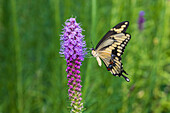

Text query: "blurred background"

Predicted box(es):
[0, 0, 170, 113]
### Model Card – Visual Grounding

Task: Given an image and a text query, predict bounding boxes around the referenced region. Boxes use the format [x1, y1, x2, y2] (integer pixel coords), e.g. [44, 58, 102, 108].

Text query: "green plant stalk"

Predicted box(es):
[83, 0, 97, 101]
[10, 0, 23, 112]
[49, 0, 62, 112]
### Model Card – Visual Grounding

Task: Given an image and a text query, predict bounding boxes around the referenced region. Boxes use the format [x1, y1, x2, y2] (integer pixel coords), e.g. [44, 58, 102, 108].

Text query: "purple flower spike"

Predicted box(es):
[60, 17, 86, 112]
[138, 11, 145, 31]
[139, 11, 145, 16]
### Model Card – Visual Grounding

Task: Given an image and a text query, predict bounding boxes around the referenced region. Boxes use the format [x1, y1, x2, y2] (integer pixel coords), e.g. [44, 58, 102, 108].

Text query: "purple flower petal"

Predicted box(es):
[73, 82, 76, 86]
[74, 74, 78, 78]
[70, 85, 73, 89]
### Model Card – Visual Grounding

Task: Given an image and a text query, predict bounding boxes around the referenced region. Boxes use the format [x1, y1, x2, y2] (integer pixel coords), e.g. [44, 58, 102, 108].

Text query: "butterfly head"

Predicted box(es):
[91, 48, 98, 58]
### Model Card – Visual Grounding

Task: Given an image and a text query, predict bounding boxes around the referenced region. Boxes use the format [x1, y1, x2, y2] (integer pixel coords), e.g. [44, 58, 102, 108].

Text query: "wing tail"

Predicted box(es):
[122, 74, 130, 82]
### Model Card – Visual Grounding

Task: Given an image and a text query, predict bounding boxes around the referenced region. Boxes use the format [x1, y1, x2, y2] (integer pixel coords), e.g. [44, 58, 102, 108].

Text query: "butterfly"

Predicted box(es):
[91, 21, 131, 82]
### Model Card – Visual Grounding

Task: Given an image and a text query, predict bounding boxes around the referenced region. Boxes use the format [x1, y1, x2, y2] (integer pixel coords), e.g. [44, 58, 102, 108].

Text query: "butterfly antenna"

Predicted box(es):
[89, 34, 94, 49]
[91, 41, 94, 49]
[85, 48, 93, 58]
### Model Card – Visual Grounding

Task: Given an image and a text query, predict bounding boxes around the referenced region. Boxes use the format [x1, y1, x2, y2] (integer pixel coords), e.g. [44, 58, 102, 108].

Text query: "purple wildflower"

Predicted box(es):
[138, 11, 145, 31]
[60, 17, 86, 112]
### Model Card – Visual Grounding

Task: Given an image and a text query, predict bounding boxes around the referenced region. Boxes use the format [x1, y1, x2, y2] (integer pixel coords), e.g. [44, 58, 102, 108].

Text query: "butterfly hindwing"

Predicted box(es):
[101, 49, 130, 82]
[100, 49, 122, 75]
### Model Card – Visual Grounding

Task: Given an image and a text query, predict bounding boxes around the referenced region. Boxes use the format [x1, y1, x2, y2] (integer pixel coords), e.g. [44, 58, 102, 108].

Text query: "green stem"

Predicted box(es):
[10, 0, 23, 112]
[83, 0, 97, 100]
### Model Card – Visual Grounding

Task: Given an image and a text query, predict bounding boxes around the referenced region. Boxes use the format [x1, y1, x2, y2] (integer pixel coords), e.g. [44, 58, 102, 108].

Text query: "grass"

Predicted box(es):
[0, 0, 170, 113]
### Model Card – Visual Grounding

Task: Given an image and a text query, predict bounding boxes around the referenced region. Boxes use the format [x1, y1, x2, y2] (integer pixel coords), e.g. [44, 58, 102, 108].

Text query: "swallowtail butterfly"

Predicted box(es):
[91, 21, 131, 82]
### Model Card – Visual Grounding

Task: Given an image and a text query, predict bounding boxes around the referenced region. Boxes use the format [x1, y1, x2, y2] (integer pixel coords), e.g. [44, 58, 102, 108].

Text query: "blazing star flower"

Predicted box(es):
[138, 11, 145, 31]
[60, 17, 86, 112]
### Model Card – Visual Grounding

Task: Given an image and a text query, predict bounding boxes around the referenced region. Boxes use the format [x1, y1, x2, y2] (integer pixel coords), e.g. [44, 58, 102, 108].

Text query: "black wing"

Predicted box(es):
[95, 21, 129, 50]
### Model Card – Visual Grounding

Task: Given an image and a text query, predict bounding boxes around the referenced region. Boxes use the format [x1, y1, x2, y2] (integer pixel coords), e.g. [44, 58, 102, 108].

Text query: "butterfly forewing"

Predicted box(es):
[95, 21, 129, 50]
[96, 33, 131, 56]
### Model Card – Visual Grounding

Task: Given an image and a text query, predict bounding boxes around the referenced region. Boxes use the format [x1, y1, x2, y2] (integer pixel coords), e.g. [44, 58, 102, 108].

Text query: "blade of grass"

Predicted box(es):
[10, 0, 23, 112]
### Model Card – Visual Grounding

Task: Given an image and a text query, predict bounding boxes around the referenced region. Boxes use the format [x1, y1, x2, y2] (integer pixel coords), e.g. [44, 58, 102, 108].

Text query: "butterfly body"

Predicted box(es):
[91, 21, 131, 82]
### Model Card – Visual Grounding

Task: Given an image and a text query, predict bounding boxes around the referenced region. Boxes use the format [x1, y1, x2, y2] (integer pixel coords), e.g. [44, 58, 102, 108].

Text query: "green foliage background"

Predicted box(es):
[0, 0, 170, 113]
